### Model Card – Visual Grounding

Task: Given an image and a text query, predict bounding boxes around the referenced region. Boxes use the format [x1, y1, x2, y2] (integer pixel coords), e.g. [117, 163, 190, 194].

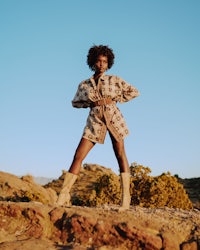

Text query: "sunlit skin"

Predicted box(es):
[94, 55, 108, 80]
[68, 55, 130, 175]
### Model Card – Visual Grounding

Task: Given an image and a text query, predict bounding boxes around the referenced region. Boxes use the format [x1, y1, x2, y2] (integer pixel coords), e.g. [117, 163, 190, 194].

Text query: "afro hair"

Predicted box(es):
[87, 45, 115, 71]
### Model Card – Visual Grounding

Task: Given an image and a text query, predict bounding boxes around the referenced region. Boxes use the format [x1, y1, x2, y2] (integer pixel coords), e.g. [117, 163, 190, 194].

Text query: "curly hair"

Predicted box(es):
[87, 45, 115, 71]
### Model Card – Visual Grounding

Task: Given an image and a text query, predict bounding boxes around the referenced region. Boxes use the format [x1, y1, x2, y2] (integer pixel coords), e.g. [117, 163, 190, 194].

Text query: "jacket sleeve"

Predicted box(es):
[71, 82, 92, 108]
[119, 77, 140, 103]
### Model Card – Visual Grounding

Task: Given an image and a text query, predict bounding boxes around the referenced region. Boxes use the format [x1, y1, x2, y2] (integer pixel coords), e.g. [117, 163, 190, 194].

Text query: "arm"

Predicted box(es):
[71, 82, 92, 108]
[72, 100, 91, 108]
[119, 77, 140, 103]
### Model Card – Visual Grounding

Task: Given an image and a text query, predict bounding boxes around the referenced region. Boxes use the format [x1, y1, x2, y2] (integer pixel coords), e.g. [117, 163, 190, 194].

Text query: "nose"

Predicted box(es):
[100, 61, 105, 67]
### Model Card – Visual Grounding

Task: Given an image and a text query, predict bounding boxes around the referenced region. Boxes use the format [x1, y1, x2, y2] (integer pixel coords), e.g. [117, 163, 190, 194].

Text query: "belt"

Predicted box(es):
[92, 98, 115, 107]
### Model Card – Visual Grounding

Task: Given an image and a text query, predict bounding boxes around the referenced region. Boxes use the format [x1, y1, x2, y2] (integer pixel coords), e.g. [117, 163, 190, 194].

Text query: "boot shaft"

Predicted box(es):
[120, 172, 131, 210]
[62, 172, 78, 190]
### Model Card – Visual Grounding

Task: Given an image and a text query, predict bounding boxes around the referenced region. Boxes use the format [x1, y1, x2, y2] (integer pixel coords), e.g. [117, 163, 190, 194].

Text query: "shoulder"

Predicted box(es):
[80, 77, 90, 84]
[78, 77, 91, 87]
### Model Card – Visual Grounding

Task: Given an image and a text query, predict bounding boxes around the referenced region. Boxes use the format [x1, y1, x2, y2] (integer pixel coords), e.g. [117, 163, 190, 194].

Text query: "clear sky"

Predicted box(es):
[0, 0, 199, 179]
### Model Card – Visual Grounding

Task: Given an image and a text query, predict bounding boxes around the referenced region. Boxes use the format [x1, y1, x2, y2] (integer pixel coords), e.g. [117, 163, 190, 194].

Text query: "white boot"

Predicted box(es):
[118, 172, 131, 211]
[56, 172, 77, 206]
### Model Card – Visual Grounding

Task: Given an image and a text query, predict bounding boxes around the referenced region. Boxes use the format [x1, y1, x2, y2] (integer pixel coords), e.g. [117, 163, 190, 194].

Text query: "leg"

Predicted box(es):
[109, 132, 129, 173]
[57, 137, 95, 206]
[69, 137, 95, 175]
[109, 133, 131, 210]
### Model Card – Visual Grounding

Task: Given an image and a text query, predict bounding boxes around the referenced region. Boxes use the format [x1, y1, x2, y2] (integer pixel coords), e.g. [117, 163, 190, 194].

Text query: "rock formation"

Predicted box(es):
[0, 166, 199, 249]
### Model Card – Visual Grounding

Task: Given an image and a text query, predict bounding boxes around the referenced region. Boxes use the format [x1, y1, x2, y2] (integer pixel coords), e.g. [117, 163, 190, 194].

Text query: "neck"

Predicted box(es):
[94, 73, 102, 85]
[94, 72, 103, 80]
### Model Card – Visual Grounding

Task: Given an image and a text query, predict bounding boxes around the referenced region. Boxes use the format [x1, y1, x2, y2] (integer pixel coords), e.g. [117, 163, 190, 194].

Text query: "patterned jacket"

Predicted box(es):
[72, 74, 139, 144]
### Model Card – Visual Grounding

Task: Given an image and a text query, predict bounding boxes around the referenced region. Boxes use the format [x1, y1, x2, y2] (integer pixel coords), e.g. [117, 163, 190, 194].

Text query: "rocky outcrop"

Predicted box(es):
[0, 202, 200, 250]
[0, 171, 57, 204]
[0, 168, 200, 249]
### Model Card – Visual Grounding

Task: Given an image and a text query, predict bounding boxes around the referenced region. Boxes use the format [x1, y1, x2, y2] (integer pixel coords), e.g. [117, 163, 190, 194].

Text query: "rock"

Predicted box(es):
[0, 171, 57, 204]
[181, 240, 199, 250]
[0, 168, 200, 249]
[0, 202, 199, 249]
[0, 239, 57, 250]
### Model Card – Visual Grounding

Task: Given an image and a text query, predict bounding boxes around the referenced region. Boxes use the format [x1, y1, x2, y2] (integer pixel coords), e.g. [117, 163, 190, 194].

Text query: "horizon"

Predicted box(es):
[3, 163, 200, 180]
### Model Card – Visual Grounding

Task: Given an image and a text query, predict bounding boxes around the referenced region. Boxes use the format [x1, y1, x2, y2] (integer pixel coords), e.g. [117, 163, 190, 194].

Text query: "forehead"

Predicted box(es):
[96, 55, 108, 61]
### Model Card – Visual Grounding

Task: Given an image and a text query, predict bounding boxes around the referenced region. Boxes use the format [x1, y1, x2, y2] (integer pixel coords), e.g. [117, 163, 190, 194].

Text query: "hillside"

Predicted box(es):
[33, 170, 200, 209]
[178, 177, 200, 209]
[0, 166, 200, 249]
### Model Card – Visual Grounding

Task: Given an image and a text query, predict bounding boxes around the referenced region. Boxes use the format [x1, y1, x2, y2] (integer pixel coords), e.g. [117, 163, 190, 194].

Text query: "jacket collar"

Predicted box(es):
[89, 74, 105, 88]
[90, 73, 105, 81]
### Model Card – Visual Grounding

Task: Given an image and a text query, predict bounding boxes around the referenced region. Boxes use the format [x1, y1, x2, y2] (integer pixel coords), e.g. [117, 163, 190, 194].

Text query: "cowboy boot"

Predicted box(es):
[118, 172, 131, 211]
[57, 172, 77, 206]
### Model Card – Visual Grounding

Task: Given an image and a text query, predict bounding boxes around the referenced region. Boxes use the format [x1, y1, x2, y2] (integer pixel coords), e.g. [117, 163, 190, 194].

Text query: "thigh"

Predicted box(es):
[109, 132, 129, 172]
[74, 137, 95, 160]
[109, 132, 125, 156]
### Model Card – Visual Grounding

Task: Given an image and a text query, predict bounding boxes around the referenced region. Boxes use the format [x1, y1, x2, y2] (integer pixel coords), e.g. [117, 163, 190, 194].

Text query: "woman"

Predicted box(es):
[57, 45, 139, 210]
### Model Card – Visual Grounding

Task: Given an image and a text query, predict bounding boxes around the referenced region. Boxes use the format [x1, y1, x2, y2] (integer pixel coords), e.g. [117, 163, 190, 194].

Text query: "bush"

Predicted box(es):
[73, 164, 193, 210]
[72, 174, 121, 206]
[130, 164, 193, 210]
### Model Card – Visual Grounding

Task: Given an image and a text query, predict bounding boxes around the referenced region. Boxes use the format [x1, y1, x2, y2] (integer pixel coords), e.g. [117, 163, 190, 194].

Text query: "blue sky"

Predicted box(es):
[0, 0, 199, 178]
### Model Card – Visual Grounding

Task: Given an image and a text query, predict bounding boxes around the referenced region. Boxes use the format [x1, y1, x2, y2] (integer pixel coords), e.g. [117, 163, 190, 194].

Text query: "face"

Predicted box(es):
[94, 55, 108, 74]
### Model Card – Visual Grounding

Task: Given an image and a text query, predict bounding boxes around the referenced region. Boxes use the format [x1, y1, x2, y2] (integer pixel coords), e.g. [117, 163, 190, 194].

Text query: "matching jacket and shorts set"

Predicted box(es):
[72, 74, 139, 144]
